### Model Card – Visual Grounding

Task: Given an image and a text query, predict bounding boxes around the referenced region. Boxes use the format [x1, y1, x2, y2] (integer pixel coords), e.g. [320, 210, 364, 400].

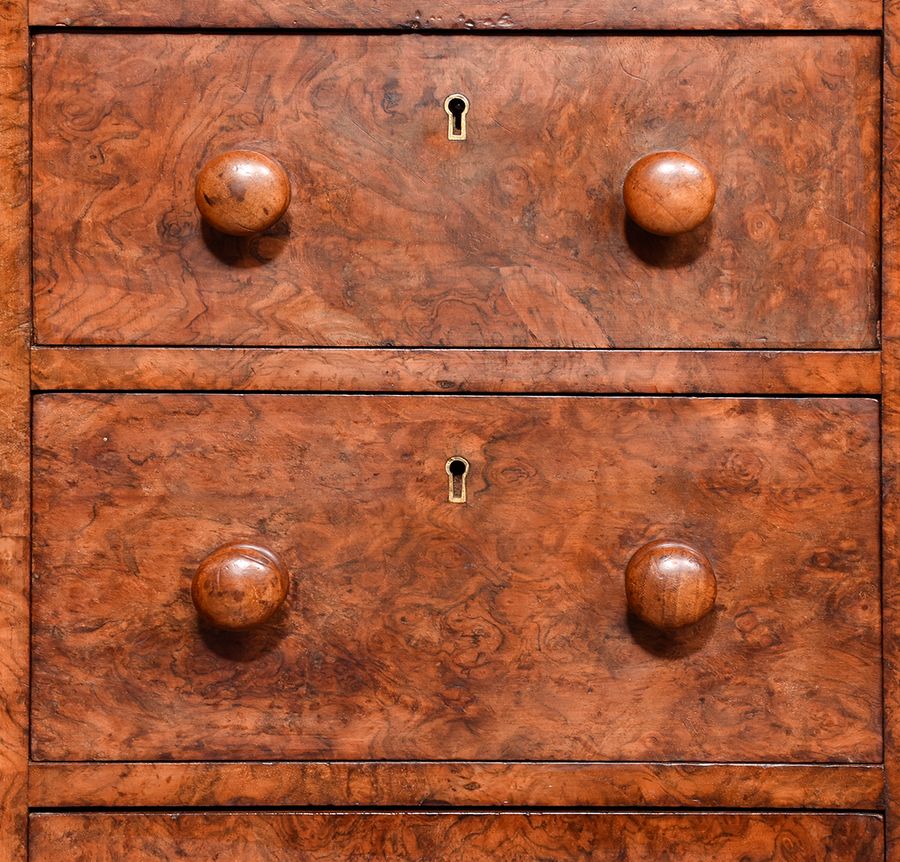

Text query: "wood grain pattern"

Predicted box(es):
[32, 394, 881, 763]
[27, 761, 886, 811]
[0, 0, 30, 857]
[28, 812, 885, 862]
[883, 1, 900, 858]
[623, 152, 716, 237]
[195, 150, 292, 237]
[624, 540, 717, 630]
[193, 542, 291, 631]
[32, 34, 880, 349]
[29, 348, 884, 395]
[27, 0, 883, 30]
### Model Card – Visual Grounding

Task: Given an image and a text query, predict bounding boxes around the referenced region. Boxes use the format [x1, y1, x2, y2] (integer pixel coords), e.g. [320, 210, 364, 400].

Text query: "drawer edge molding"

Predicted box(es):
[27, 762, 886, 811]
[29, 348, 882, 395]
[27, 3, 882, 31]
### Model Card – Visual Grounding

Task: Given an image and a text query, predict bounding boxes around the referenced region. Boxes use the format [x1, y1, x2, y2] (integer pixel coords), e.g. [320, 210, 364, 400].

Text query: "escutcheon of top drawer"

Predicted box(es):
[31, 34, 880, 348]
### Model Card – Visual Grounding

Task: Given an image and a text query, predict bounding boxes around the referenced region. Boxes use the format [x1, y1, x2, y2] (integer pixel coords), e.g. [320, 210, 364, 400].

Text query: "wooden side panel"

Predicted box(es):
[28, 762, 887, 811]
[0, 0, 29, 857]
[884, 2, 900, 861]
[28, 812, 885, 862]
[31, 395, 881, 763]
[29, 348, 883, 395]
[27, 0, 883, 30]
[32, 34, 881, 349]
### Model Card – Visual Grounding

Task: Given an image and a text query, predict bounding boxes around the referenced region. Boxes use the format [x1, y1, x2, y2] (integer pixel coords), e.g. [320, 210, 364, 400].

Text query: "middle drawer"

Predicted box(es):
[32, 394, 880, 763]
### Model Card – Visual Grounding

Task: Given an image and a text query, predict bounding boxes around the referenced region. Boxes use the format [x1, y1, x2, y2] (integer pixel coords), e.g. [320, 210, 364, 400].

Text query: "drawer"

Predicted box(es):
[31, 395, 881, 762]
[29, 812, 884, 861]
[32, 33, 880, 348]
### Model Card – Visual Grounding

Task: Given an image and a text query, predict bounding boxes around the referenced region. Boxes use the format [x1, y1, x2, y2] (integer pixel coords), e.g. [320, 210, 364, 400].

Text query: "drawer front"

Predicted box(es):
[29, 812, 884, 861]
[31, 395, 880, 762]
[32, 33, 879, 348]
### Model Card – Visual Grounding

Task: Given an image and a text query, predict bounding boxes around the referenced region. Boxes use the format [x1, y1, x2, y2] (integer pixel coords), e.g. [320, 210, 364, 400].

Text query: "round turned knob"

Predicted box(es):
[625, 539, 717, 630]
[195, 150, 291, 236]
[192, 542, 290, 631]
[623, 151, 716, 236]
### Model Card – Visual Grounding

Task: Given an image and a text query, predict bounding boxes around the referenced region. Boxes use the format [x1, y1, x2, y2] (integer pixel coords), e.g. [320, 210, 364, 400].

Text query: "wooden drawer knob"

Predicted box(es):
[623, 152, 716, 236]
[195, 150, 291, 236]
[625, 540, 717, 630]
[192, 542, 290, 630]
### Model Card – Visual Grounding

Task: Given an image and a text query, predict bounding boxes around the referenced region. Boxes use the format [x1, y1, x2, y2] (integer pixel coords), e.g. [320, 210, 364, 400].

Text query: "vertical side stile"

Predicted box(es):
[885, 2, 900, 858]
[0, 0, 30, 857]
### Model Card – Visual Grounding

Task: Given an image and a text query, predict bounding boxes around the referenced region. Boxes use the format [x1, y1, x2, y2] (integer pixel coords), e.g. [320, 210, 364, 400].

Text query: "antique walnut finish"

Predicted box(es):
[25, 761, 886, 811]
[192, 542, 291, 631]
[624, 540, 717, 630]
[26, 0, 882, 29]
[0, 0, 29, 855]
[623, 152, 717, 237]
[31, 394, 880, 763]
[29, 347, 883, 395]
[32, 33, 880, 348]
[28, 812, 885, 861]
[882, 0, 900, 856]
[195, 151, 292, 238]
[0, 0, 896, 857]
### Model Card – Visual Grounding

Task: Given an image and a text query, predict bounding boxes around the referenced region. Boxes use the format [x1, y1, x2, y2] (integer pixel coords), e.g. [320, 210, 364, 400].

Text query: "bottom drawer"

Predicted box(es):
[29, 812, 883, 860]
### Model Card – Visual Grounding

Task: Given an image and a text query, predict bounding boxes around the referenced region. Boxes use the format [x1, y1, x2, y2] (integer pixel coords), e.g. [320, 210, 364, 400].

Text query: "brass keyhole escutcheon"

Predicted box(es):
[446, 457, 470, 503]
[444, 94, 469, 141]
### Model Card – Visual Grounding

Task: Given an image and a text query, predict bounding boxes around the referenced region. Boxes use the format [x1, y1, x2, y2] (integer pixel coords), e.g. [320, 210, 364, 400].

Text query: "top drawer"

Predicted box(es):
[33, 34, 880, 348]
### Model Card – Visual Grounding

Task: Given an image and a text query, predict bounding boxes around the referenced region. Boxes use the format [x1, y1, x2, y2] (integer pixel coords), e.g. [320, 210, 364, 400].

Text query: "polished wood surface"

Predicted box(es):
[28, 761, 886, 811]
[32, 394, 880, 762]
[196, 151, 291, 237]
[625, 540, 716, 630]
[27, 0, 882, 30]
[3, 3, 897, 854]
[883, 3, 900, 858]
[29, 348, 883, 395]
[32, 34, 880, 348]
[624, 152, 716, 236]
[0, 0, 30, 857]
[193, 542, 290, 631]
[29, 812, 885, 861]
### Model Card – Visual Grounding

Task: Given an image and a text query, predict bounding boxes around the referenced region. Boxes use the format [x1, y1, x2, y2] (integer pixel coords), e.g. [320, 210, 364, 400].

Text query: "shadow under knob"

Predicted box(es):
[625, 539, 717, 630]
[192, 541, 290, 631]
[195, 150, 291, 237]
[623, 151, 716, 236]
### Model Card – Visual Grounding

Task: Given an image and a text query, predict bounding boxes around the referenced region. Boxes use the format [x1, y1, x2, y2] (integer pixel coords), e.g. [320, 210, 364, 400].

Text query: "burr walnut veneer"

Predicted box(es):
[1, 0, 900, 858]
[31, 394, 880, 763]
[32, 33, 880, 348]
[27, 812, 886, 861]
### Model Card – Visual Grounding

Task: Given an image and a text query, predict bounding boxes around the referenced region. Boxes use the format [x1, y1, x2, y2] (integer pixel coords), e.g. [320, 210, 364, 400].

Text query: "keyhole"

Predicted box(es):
[446, 456, 470, 503]
[443, 94, 469, 141]
[448, 99, 465, 134]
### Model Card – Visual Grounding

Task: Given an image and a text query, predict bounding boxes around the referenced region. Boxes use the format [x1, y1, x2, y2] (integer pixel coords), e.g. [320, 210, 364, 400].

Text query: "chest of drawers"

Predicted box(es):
[2, 0, 900, 858]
